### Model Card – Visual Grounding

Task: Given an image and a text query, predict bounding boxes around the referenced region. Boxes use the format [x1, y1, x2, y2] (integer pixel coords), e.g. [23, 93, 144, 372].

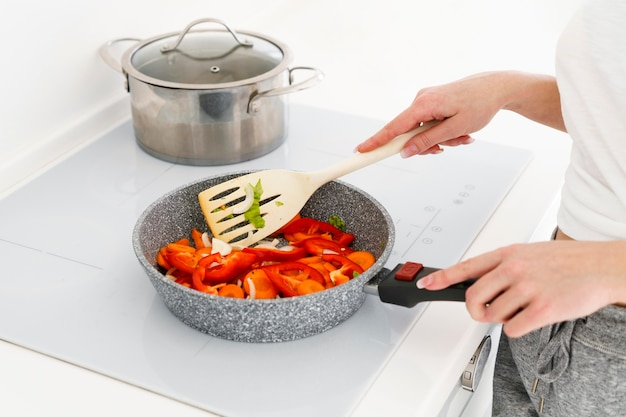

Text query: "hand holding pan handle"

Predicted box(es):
[376, 262, 477, 308]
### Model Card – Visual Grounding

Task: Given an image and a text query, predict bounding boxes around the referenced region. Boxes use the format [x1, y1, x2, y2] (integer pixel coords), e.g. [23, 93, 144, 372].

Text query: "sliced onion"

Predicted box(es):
[231, 183, 255, 215]
[201, 232, 211, 248]
[247, 277, 256, 300]
[165, 268, 178, 281]
[211, 237, 232, 256]
[322, 248, 339, 255]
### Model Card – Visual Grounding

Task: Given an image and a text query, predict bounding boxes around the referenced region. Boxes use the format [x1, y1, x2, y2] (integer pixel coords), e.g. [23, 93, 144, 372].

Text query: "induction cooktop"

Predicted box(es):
[0, 105, 531, 416]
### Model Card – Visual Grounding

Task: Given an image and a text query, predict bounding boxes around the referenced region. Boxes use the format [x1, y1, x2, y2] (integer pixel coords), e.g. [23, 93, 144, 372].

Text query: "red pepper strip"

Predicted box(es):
[168, 251, 200, 274]
[192, 265, 217, 294]
[322, 254, 364, 277]
[336, 232, 355, 247]
[283, 231, 320, 244]
[173, 238, 191, 246]
[167, 269, 192, 287]
[301, 237, 353, 256]
[199, 251, 258, 284]
[262, 261, 325, 288]
[264, 269, 300, 297]
[280, 217, 351, 244]
[166, 242, 196, 254]
[272, 213, 302, 236]
[191, 228, 206, 249]
[157, 248, 172, 270]
[242, 246, 306, 262]
[175, 276, 192, 288]
[306, 262, 332, 287]
[197, 252, 222, 267]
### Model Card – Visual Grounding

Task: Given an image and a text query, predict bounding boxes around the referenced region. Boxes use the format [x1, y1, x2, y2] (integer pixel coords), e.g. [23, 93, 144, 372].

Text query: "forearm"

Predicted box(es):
[357, 70, 567, 156]
[603, 240, 626, 307]
[496, 70, 566, 132]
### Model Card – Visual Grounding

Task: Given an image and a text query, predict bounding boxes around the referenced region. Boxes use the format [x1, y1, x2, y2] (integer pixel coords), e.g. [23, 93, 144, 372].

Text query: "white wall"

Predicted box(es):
[0, 0, 290, 193]
[0, 0, 581, 196]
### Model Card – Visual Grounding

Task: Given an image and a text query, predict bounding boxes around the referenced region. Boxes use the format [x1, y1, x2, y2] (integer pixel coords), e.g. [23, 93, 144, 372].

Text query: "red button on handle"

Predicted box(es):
[395, 262, 423, 281]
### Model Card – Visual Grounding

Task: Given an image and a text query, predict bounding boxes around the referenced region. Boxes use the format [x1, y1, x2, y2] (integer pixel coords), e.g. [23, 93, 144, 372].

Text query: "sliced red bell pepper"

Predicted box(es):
[192, 265, 218, 294]
[280, 217, 354, 245]
[191, 228, 206, 249]
[336, 232, 355, 247]
[242, 246, 306, 262]
[322, 253, 364, 277]
[272, 213, 302, 236]
[165, 268, 192, 287]
[304, 261, 332, 287]
[283, 231, 319, 243]
[264, 269, 300, 297]
[165, 242, 195, 254]
[262, 261, 325, 296]
[197, 253, 222, 268]
[301, 237, 353, 256]
[168, 251, 200, 274]
[175, 275, 193, 288]
[157, 248, 172, 270]
[198, 251, 258, 284]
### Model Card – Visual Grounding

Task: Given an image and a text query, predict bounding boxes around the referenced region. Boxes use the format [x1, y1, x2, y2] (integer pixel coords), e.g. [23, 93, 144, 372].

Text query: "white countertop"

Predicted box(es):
[0, 0, 579, 415]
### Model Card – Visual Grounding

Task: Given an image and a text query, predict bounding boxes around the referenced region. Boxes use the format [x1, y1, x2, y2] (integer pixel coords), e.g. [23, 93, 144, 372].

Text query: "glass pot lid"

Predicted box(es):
[123, 19, 292, 89]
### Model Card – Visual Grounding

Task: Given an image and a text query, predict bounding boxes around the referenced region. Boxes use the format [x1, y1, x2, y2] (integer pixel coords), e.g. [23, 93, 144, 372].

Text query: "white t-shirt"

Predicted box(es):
[555, 0, 626, 240]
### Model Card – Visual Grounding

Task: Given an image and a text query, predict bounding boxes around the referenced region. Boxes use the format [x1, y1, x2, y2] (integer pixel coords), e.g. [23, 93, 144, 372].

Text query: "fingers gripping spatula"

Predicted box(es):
[198, 122, 437, 247]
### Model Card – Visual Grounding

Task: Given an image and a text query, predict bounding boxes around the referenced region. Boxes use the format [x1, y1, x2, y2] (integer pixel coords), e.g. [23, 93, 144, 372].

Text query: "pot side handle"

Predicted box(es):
[99, 38, 141, 74]
[248, 66, 324, 113]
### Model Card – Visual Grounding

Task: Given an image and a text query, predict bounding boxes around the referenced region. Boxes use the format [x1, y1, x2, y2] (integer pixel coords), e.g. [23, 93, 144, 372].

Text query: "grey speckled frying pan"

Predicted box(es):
[132, 171, 395, 343]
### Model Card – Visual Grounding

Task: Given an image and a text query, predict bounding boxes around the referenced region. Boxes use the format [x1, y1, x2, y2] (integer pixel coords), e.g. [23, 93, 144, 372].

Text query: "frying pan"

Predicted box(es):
[132, 171, 471, 343]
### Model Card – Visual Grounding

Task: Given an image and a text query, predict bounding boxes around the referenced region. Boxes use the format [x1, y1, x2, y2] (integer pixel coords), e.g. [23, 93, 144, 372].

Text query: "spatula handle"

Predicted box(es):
[310, 121, 440, 186]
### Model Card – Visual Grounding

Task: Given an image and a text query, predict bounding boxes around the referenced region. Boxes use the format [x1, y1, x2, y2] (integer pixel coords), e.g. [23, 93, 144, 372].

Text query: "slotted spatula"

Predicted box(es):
[198, 122, 437, 246]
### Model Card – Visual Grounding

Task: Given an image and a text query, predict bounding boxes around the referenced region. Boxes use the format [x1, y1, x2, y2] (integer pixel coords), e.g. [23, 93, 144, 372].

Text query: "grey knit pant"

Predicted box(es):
[492, 305, 626, 416]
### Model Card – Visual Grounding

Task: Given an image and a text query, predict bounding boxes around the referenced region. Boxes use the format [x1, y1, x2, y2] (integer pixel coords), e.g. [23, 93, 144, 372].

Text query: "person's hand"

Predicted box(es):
[416, 240, 626, 337]
[356, 72, 507, 157]
[355, 71, 565, 157]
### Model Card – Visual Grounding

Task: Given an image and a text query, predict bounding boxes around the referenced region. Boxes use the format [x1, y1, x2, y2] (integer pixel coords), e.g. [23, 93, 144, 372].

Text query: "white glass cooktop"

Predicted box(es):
[0, 105, 530, 416]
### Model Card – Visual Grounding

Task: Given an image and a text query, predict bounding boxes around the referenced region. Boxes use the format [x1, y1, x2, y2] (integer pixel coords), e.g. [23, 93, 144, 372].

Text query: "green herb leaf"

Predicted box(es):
[244, 179, 265, 229]
[328, 215, 346, 232]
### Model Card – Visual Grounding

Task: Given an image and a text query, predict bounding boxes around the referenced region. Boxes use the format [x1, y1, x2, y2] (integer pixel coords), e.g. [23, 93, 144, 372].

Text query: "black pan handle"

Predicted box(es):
[377, 263, 476, 308]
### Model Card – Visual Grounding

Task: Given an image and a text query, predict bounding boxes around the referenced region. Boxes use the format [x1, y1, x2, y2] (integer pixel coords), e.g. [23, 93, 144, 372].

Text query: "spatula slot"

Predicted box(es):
[218, 221, 262, 244]
[214, 211, 241, 224]
[259, 194, 281, 207]
[208, 186, 241, 202]
[226, 229, 258, 244]
[220, 218, 250, 233]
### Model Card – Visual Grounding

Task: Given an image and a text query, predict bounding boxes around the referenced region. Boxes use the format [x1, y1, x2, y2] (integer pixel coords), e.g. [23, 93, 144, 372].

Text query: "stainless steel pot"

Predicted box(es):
[100, 18, 324, 165]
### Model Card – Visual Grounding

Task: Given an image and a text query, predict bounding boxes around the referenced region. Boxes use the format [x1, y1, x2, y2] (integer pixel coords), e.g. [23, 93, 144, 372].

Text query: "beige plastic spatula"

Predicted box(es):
[198, 122, 437, 246]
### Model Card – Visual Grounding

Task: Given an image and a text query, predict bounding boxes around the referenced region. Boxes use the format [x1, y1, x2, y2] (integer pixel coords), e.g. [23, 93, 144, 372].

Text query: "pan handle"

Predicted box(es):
[376, 263, 476, 307]
[248, 66, 325, 113]
[99, 38, 141, 74]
